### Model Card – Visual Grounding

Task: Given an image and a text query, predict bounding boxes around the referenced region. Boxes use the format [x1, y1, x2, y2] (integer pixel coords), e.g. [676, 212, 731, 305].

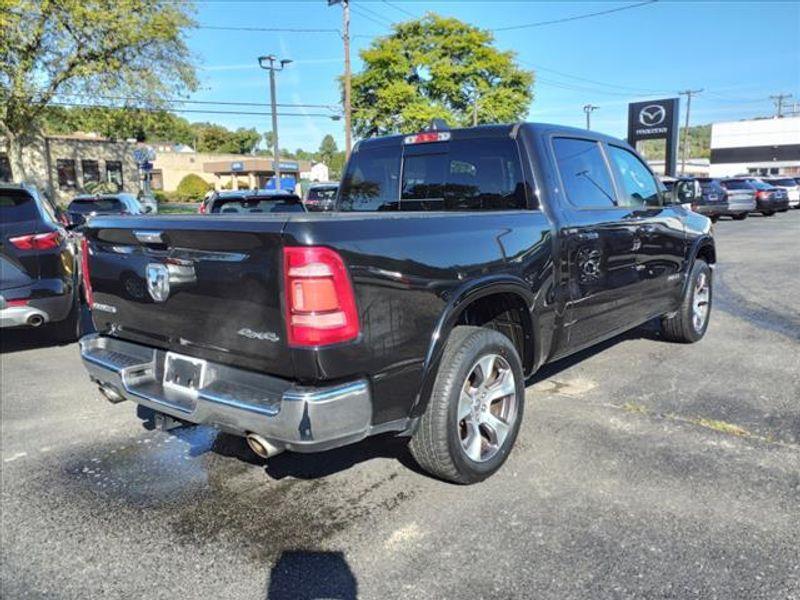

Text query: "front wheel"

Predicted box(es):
[763, 211, 776, 217]
[732, 213, 747, 221]
[661, 259, 712, 343]
[410, 326, 525, 484]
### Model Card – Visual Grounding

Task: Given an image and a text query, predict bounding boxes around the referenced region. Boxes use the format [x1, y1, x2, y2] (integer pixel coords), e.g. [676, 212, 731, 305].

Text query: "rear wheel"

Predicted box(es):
[763, 211, 776, 217]
[661, 259, 712, 343]
[410, 326, 524, 484]
[732, 213, 747, 221]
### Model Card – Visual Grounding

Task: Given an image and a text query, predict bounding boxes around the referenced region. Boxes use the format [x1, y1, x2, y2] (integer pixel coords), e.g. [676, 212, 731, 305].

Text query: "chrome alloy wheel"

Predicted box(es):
[457, 354, 518, 463]
[692, 271, 711, 333]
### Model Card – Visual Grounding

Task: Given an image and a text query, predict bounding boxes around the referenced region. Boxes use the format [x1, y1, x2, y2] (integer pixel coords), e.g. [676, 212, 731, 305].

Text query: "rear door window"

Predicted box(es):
[552, 138, 616, 209]
[0, 191, 40, 222]
[606, 145, 661, 207]
[338, 145, 401, 211]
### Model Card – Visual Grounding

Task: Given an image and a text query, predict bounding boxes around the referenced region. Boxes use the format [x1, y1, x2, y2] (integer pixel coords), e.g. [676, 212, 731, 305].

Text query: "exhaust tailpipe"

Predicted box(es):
[98, 384, 125, 404]
[246, 433, 283, 459]
[27, 314, 45, 327]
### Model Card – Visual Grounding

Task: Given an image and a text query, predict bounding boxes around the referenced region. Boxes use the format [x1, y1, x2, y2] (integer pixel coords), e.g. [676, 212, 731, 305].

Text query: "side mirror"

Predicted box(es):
[673, 179, 701, 206]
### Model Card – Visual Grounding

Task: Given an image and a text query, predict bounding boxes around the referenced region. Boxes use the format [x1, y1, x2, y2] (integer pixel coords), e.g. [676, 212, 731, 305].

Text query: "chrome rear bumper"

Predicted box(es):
[79, 333, 386, 453]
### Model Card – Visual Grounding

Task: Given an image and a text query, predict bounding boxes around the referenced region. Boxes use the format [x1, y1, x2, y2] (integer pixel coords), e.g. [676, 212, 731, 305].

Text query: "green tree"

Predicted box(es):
[350, 13, 534, 137]
[0, 0, 197, 181]
[318, 134, 338, 165]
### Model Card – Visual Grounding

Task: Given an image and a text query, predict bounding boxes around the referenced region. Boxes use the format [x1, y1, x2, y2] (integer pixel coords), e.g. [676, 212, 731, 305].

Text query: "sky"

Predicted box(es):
[182, 0, 800, 152]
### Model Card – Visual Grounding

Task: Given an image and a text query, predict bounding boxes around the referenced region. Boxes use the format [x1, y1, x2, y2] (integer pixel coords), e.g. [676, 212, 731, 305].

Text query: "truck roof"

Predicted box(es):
[354, 122, 630, 151]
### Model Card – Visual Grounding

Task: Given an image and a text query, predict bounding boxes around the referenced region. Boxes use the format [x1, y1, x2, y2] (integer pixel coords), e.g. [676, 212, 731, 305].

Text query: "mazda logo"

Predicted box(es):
[146, 263, 170, 303]
[639, 105, 666, 127]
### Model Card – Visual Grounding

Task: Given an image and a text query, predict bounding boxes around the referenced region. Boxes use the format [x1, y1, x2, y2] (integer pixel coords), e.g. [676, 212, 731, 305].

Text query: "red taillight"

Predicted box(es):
[8, 231, 62, 251]
[81, 236, 94, 307]
[6, 298, 29, 307]
[283, 246, 359, 347]
[198, 203, 206, 214]
[756, 191, 769, 200]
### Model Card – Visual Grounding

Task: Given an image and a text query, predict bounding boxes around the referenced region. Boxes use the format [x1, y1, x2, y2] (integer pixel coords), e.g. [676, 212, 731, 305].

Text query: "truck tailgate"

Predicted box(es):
[85, 215, 293, 377]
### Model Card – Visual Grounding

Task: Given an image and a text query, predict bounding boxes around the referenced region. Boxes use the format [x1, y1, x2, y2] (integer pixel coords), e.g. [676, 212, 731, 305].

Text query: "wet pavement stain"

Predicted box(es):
[55, 425, 418, 564]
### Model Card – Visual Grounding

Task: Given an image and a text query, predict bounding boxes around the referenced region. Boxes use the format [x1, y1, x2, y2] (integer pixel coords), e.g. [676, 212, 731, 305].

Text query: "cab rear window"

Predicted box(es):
[211, 196, 305, 214]
[0, 191, 39, 222]
[338, 138, 527, 212]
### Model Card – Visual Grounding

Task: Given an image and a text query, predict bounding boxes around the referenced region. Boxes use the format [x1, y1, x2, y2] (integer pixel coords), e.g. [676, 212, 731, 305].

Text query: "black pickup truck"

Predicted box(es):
[79, 123, 715, 483]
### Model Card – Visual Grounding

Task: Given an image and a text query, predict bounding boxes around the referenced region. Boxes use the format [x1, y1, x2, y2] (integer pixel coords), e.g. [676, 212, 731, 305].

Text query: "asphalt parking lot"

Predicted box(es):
[2, 211, 798, 599]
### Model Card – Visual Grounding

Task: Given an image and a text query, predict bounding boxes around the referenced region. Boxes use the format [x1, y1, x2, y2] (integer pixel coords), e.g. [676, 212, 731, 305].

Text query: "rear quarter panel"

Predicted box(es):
[284, 210, 555, 423]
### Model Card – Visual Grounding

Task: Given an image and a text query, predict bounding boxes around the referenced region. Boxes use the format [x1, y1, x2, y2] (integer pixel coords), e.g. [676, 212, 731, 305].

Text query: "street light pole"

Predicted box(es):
[583, 104, 598, 130]
[259, 55, 292, 189]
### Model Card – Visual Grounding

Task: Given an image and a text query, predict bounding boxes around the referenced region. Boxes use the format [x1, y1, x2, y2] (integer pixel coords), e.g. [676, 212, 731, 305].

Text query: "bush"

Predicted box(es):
[176, 174, 211, 201]
[153, 191, 167, 202]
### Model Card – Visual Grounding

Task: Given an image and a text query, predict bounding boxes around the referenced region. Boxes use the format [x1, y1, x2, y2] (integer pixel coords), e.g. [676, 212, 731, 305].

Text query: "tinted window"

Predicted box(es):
[766, 178, 796, 186]
[0, 155, 11, 182]
[553, 138, 616, 209]
[307, 187, 337, 201]
[82, 160, 100, 185]
[607, 145, 660, 207]
[748, 179, 772, 190]
[339, 138, 527, 212]
[721, 179, 751, 190]
[57, 159, 77, 189]
[338, 145, 400, 211]
[211, 196, 305, 214]
[0, 191, 39, 222]
[68, 198, 124, 214]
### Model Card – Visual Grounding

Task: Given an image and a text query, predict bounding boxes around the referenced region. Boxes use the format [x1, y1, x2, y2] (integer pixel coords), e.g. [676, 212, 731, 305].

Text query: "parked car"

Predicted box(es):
[723, 178, 788, 216]
[137, 193, 159, 214]
[67, 193, 144, 226]
[715, 179, 757, 220]
[763, 177, 800, 209]
[78, 122, 714, 484]
[201, 190, 306, 215]
[304, 182, 338, 212]
[690, 178, 731, 220]
[0, 183, 82, 340]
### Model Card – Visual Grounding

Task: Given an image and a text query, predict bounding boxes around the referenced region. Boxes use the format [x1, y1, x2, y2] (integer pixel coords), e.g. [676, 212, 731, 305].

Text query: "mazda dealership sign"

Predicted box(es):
[627, 97, 680, 175]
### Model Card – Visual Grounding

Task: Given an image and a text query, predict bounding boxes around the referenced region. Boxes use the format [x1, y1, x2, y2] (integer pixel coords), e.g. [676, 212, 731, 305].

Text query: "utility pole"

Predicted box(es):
[678, 89, 702, 175]
[769, 93, 793, 118]
[258, 55, 292, 189]
[583, 104, 598, 130]
[329, 0, 352, 158]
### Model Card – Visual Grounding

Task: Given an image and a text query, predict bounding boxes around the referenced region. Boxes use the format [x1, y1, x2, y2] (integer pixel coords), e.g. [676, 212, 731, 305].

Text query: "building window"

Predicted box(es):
[57, 159, 78, 189]
[0, 154, 11, 182]
[82, 160, 100, 186]
[106, 160, 123, 188]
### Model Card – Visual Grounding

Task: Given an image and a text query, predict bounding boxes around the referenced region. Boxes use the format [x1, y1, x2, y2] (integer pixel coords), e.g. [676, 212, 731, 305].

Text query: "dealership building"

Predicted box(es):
[709, 116, 800, 177]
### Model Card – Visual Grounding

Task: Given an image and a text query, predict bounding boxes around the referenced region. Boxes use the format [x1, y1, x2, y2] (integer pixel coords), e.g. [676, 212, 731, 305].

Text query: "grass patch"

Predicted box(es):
[690, 417, 750, 437]
[622, 402, 648, 414]
[158, 205, 197, 214]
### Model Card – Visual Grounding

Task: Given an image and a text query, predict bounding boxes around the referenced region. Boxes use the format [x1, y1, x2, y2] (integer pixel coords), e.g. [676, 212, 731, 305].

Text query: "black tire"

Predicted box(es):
[710, 216, 719, 223]
[763, 211, 776, 217]
[661, 259, 712, 343]
[409, 326, 525, 484]
[732, 213, 747, 221]
[51, 289, 82, 343]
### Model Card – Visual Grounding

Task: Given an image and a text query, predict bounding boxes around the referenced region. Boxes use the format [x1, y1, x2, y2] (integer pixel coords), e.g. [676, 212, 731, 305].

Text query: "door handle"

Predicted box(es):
[637, 224, 657, 235]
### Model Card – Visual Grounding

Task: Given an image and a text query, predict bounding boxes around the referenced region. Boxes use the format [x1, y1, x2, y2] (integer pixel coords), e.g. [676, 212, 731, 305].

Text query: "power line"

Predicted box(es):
[521, 60, 671, 95]
[352, 1, 395, 26]
[196, 25, 340, 33]
[491, 1, 658, 32]
[381, 0, 415, 18]
[47, 102, 341, 119]
[35, 93, 338, 110]
[350, 5, 394, 29]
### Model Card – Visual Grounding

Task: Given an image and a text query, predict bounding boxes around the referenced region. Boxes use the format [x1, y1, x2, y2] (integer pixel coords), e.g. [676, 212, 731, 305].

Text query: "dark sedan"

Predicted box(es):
[723, 178, 788, 216]
[67, 193, 144, 226]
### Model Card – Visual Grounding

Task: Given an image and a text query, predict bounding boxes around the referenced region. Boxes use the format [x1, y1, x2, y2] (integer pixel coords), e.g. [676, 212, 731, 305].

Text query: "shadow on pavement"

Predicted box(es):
[266, 550, 357, 600]
[0, 307, 93, 354]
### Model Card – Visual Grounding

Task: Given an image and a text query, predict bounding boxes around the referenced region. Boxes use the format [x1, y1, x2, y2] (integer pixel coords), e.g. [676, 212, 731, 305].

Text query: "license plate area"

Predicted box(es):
[163, 352, 207, 396]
